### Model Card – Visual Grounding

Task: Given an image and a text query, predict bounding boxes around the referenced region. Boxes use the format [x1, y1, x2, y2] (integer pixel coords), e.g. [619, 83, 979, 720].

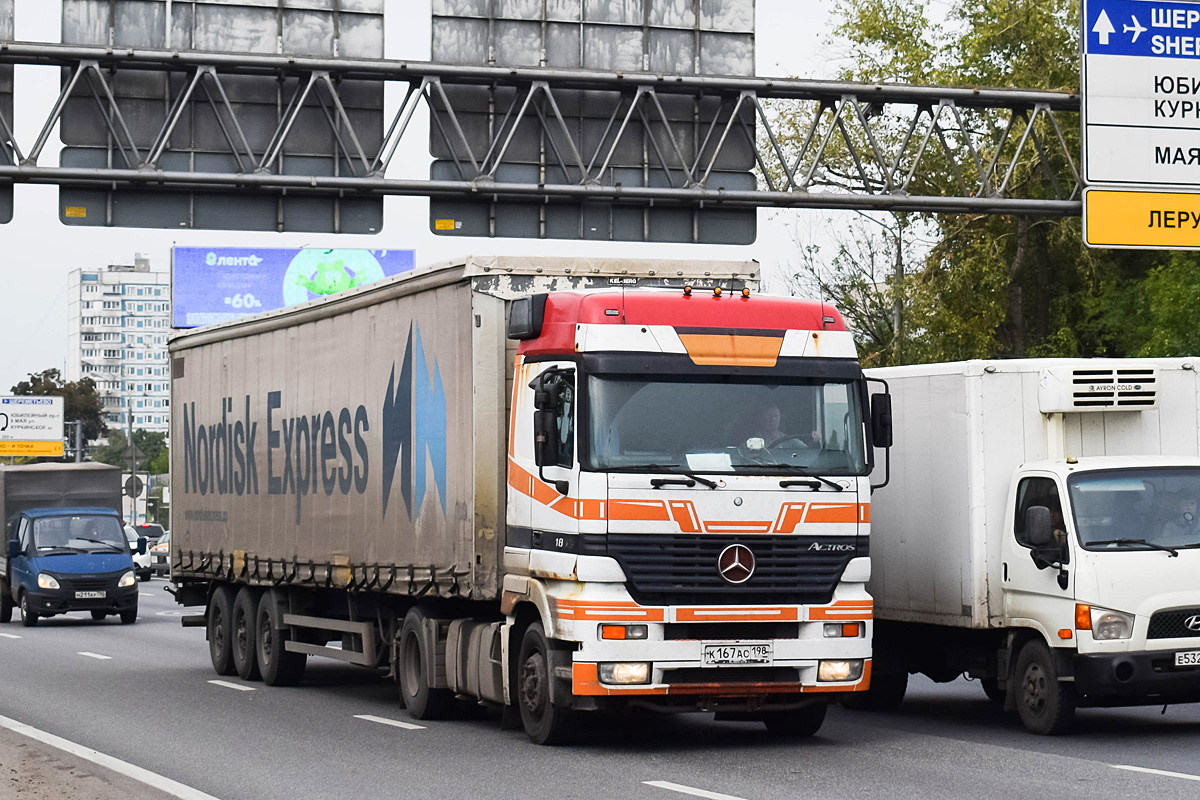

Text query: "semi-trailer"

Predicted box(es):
[169, 255, 892, 743]
[860, 359, 1200, 733]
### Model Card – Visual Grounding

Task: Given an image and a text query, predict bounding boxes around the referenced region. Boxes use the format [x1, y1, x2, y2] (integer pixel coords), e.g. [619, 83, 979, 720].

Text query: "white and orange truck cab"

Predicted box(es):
[169, 257, 892, 744]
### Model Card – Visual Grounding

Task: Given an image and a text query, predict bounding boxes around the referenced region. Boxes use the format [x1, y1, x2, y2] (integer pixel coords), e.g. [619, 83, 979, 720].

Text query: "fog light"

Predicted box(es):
[600, 624, 648, 640]
[817, 659, 864, 682]
[823, 623, 862, 638]
[37, 573, 60, 590]
[598, 662, 651, 684]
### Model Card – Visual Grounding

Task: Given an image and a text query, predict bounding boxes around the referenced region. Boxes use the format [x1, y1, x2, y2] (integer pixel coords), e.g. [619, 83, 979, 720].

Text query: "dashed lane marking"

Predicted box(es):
[1111, 765, 1200, 782]
[207, 680, 255, 692]
[0, 633, 21, 639]
[0, 713, 221, 800]
[644, 781, 748, 800]
[77, 652, 113, 660]
[353, 714, 426, 731]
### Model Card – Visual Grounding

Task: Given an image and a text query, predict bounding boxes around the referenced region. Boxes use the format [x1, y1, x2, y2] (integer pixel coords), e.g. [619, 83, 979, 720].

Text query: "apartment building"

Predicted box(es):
[66, 255, 171, 435]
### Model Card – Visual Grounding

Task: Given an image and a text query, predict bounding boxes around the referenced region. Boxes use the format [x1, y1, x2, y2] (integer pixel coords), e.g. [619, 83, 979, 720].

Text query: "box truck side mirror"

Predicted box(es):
[6, 539, 17, 559]
[1024, 505, 1068, 576]
[871, 393, 893, 449]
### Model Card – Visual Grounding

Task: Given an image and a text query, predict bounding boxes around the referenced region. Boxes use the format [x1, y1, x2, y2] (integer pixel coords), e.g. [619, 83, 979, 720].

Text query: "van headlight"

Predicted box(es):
[118, 571, 136, 588]
[1091, 607, 1134, 640]
[37, 573, 60, 590]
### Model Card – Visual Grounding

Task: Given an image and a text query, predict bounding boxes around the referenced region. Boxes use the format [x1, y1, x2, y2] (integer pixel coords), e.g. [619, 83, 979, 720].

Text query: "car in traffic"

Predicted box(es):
[124, 525, 153, 581]
[150, 530, 170, 577]
[132, 523, 165, 547]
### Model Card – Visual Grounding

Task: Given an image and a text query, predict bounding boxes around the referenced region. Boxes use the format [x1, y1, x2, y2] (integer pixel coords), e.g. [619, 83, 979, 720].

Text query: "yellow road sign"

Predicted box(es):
[1084, 188, 1200, 249]
[0, 441, 65, 457]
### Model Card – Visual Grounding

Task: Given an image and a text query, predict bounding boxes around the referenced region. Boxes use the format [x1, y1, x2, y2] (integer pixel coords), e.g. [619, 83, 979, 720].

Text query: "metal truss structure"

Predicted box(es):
[0, 41, 1083, 217]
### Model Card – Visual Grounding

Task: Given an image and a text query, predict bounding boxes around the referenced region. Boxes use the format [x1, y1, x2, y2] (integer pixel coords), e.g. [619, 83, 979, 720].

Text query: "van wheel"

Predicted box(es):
[18, 592, 37, 628]
[1015, 640, 1075, 735]
[256, 589, 306, 687]
[762, 702, 827, 737]
[0, 587, 12, 623]
[120, 607, 137, 624]
[516, 622, 576, 745]
[397, 607, 453, 719]
[842, 672, 907, 710]
[90, 610, 106, 621]
[207, 585, 237, 676]
[231, 587, 261, 681]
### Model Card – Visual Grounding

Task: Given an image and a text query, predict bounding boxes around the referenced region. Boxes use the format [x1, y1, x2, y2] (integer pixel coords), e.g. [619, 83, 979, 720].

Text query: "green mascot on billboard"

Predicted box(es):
[294, 259, 367, 296]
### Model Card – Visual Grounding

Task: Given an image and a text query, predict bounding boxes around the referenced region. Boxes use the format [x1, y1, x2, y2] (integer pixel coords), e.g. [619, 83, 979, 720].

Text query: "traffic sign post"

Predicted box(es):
[1083, 0, 1200, 247]
[0, 397, 65, 458]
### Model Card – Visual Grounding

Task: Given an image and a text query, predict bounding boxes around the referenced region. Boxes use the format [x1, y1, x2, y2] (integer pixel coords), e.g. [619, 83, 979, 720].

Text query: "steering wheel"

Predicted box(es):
[766, 435, 806, 450]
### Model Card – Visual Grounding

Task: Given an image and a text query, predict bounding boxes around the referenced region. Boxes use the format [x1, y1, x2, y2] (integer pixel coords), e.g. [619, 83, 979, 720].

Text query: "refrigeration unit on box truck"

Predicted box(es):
[860, 358, 1200, 734]
[169, 255, 893, 744]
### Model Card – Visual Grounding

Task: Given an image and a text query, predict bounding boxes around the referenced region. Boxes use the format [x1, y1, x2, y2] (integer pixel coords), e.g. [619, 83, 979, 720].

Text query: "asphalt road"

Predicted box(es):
[1, 580, 1198, 800]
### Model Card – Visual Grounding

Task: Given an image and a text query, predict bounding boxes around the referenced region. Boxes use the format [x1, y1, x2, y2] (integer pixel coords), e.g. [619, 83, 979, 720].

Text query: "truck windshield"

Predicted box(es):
[33, 515, 126, 554]
[587, 375, 866, 475]
[1068, 468, 1200, 551]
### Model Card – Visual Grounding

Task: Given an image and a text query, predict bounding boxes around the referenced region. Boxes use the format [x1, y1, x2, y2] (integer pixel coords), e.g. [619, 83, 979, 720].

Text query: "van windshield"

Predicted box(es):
[1068, 468, 1200, 551]
[587, 375, 867, 475]
[33, 515, 126, 554]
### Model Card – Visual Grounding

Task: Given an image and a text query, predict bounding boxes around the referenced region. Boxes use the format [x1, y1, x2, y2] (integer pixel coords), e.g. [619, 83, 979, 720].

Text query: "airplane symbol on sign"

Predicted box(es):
[1124, 15, 1147, 43]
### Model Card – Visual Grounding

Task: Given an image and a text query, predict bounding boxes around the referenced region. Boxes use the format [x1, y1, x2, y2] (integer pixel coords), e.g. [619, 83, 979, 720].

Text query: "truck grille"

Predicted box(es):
[604, 534, 859, 606]
[664, 667, 801, 684]
[665, 622, 799, 641]
[1148, 607, 1200, 639]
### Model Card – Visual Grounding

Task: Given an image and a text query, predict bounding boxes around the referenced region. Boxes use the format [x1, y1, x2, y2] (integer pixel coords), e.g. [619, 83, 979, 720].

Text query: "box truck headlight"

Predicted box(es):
[599, 662, 651, 684]
[818, 659, 864, 682]
[37, 573, 60, 590]
[118, 570, 136, 588]
[1080, 605, 1134, 640]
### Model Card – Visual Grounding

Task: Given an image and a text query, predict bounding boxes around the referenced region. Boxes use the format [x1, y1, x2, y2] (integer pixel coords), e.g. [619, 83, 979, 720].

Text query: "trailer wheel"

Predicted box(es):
[1014, 640, 1076, 735]
[516, 622, 576, 745]
[231, 587, 262, 681]
[18, 591, 37, 628]
[397, 607, 453, 719]
[207, 585, 237, 676]
[1, 586, 13, 623]
[762, 702, 827, 737]
[841, 672, 906, 711]
[256, 590, 306, 687]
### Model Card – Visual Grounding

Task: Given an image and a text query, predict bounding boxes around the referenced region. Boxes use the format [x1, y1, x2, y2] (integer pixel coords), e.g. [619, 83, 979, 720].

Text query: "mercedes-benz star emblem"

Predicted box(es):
[1185, 614, 1200, 632]
[718, 544, 756, 585]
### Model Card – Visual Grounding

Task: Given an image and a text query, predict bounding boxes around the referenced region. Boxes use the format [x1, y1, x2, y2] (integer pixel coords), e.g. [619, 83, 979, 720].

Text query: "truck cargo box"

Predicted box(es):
[867, 358, 1200, 628]
[0, 463, 123, 520]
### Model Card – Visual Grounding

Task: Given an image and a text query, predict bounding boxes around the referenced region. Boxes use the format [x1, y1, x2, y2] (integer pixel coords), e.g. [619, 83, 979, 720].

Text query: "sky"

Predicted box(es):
[0, 0, 849, 391]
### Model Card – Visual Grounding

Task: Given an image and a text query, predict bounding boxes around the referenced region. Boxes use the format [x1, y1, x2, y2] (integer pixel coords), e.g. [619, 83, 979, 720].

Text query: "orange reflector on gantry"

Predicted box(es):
[677, 334, 784, 367]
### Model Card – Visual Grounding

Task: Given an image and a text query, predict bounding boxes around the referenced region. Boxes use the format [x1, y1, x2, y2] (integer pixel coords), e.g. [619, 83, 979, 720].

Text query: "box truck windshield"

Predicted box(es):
[1068, 467, 1200, 551]
[587, 376, 867, 474]
[33, 515, 127, 554]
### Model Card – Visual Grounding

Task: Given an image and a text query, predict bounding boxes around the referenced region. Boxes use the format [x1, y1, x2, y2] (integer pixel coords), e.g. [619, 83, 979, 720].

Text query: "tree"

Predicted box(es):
[94, 429, 168, 473]
[11, 368, 106, 445]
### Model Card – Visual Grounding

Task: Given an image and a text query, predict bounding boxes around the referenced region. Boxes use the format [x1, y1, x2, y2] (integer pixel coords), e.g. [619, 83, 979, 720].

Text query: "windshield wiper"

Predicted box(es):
[37, 546, 86, 555]
[77, 538, 125, 553]
[1088, 538, 1179, 557]
[636, 464, 719, 489]
[775, 466, 844, 492]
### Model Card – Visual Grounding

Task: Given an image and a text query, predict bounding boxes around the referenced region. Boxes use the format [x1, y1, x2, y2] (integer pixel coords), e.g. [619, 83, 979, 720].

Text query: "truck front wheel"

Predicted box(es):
[841, 672, 906, 711]
[1014, 640, 1076, 735]
[231, 587, 262, 681]
[207, 585, 237, 676]
[516, 623, 576, 745]
[18, 592, 37, 628]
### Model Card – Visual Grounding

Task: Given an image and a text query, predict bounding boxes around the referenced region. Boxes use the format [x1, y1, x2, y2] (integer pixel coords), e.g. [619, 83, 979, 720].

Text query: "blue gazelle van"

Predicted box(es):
[4, 507, 143, 626]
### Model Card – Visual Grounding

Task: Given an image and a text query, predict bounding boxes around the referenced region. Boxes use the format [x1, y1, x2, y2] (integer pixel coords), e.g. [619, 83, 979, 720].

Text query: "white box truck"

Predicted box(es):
[169, 256, 892, 744]
[859, 358, 1200, 734]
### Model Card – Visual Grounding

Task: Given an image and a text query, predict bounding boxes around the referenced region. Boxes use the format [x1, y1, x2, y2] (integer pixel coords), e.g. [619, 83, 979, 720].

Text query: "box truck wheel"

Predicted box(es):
[120, 606, 138, 625]
[1014, 640, 1075, 735]
[232, 587, 262, 681]
[980, 677, 1005, 704]
[256, 589, 306, 687]
[516, 622, 577, 746]
[0, 586, 12, 623]
[762, 701, 827, 737]
[207, 585, 237, 676]
[18, 591, 37, 628]
[397, 607, 453, 719]
[841, 672, 906, 711]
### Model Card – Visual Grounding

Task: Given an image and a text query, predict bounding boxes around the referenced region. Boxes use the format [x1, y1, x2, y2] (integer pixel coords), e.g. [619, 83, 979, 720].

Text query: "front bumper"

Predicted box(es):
[1074, 650, 1200, 707]
[28, 586, 138, 617]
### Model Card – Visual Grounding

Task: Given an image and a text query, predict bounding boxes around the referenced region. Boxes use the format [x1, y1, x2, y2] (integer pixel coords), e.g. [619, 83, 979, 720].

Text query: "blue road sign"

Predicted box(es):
[1085, 0, 1200, 58]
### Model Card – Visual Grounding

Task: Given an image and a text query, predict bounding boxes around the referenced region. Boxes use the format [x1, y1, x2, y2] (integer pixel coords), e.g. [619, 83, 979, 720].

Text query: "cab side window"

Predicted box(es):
[1014, 477, 1062, 548]
[16, 517, 31, 554]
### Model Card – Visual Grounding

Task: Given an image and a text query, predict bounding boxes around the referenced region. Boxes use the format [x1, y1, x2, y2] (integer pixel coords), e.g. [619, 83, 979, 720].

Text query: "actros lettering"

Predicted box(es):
[1147, 209, 1200, 228]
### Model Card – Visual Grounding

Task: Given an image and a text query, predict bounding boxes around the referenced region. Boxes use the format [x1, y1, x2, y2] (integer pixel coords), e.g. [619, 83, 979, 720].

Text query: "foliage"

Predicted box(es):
[10, 368, 106, 445]
[94, 429, 168, 474]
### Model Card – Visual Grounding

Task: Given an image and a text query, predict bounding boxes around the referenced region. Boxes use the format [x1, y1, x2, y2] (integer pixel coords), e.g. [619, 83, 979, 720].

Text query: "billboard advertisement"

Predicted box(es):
[172, 247, 416, 328]
[0, 396, 65, 457]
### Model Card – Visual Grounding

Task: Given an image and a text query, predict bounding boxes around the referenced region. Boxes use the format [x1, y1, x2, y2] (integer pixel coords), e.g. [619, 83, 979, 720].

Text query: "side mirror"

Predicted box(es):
[1025, 506, 1054, 547]
[7, 540, 17, 559]
[870, 393, 893, 448]
[137, 537, 147, 556]
[533, 408, 558, 468]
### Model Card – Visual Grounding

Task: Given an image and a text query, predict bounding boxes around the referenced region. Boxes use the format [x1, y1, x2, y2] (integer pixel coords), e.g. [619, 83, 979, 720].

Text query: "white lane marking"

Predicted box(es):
[0, 713, 221, 800]
[77, 652, 113, 660]
[353, 714, 426, 731]
[207, 680, 255, 692]
[644, 781, 748, 800]
[139, 592, 154, 597]
[0, 633, 21, 639]
[1111, 765, 1200, 782]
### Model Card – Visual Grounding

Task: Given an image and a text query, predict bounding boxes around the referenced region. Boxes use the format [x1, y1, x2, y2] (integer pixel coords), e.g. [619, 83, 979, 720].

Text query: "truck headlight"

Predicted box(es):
[817, 659, 864, 682]
[118, 571, 136, 588]
[598, 662, 650, 684]
[1090, 607, 1134, 640]
[37, 573, 60, 590]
